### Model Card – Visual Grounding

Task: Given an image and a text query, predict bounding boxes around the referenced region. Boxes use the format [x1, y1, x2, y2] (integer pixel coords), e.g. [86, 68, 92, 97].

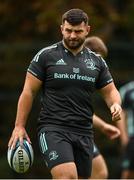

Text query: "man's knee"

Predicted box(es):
[98, 168, 108, 179]
[51, 162, 78, 179]
[91, 155, 108, 179]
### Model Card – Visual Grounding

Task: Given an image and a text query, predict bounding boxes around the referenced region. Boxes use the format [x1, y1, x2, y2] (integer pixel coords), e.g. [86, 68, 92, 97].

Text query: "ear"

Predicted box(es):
[60, 25, 63, 32]
[86, 25, 90, 36]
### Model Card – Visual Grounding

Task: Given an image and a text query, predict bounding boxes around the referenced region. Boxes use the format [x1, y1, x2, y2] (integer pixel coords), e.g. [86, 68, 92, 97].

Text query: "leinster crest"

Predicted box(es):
[84, 59, 96, 70]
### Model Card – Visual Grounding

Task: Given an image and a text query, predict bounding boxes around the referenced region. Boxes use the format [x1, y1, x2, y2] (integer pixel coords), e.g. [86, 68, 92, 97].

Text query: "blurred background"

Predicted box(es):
[0, 0, 134, 178]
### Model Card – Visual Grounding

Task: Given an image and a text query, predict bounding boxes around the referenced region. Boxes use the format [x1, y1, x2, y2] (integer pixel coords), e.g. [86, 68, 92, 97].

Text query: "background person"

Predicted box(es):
[92, 114, 120, 179]
[85, 36, 121, 179]
[117, 81, 134, 179]
[84, 36, 108, 57]
[8, 9, 122, 179]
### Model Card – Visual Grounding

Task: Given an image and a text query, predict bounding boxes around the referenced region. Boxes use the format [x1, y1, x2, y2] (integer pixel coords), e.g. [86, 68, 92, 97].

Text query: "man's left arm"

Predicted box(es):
[93, 114, 120, 139]
[99, 82, 122, 122]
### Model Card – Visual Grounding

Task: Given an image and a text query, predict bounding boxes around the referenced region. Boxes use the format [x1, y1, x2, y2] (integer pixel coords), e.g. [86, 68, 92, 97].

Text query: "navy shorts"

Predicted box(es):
[121, 138, 134, 170]
[38, 129, 93, 178]
[93, 143, 100, 158]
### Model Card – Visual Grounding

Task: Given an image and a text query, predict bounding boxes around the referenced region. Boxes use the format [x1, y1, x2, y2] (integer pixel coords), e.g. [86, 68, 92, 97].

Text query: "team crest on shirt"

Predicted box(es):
[84, 59, 96, 70]
[49, 151, 59, 161]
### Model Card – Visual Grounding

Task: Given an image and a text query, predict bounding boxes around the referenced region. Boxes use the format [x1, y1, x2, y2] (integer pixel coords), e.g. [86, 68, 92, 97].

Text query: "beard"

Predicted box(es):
[63, 37, 85, 50]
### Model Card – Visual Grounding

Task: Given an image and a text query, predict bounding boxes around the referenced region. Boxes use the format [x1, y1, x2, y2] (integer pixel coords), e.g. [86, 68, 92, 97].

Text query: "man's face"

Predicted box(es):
[61, 20, 90, 50]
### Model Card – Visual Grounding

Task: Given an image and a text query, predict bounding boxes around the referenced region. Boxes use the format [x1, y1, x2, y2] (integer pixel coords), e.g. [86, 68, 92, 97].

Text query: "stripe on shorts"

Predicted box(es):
[40, 132, 48, 153]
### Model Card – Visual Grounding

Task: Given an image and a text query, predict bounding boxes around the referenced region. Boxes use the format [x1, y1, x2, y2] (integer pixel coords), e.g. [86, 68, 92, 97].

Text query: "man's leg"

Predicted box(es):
[51, 162, 78, 179]
[38, 131, 77, 179]
[90, 154, 108, 179]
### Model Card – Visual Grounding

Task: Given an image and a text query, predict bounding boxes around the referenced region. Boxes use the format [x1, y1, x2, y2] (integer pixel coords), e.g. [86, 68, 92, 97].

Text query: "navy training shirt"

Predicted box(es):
[119, 81, 134, 137]
[28, 41, 113, 135]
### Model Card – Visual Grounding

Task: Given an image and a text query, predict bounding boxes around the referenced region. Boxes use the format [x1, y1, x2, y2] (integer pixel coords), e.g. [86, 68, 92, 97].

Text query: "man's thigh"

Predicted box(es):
[38, 130, 93, 178]
[38, 130, 74, 169]
[74, 134, 93, 178]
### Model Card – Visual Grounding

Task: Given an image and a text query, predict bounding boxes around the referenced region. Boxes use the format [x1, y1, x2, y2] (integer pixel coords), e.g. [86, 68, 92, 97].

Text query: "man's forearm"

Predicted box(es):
[99, 83, 121, 109]
[15, 91, 34, 127]
[93, 114, 106, 131]
[105, 89, 121, 109]
[116, 110, 128, 145]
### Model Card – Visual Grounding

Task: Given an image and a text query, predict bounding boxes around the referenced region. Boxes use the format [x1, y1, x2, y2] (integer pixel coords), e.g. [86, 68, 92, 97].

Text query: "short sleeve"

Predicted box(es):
[96, 57, 113, 89]
[27, 51, 46, 81]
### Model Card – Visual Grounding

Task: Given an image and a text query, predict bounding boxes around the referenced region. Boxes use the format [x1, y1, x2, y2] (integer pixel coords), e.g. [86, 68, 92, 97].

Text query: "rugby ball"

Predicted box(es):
[7, 139, 34, 173]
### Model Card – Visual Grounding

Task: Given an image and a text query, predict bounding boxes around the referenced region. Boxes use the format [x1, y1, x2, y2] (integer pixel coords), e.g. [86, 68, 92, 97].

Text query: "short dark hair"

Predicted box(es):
[62, 8, 89, 25]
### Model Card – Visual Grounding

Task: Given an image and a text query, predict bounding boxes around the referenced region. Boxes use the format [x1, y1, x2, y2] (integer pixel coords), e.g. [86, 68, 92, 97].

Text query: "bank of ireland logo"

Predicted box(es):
[49, 151, 59, 161]
[84, 59, 96, 70]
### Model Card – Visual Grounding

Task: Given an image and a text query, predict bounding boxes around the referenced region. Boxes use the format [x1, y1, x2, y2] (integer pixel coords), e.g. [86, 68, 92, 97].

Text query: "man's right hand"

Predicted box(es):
[8, 126, 31, 149]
